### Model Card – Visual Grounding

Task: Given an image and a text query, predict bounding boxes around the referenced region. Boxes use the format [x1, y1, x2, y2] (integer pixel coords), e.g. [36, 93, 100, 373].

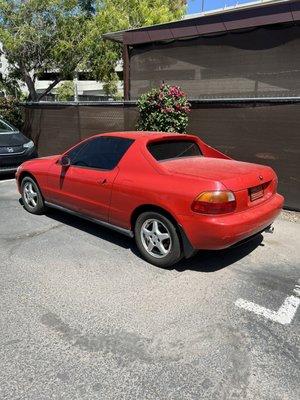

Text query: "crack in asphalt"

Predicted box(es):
[1, 223, 63, 243]
[1, 224, 63, 266]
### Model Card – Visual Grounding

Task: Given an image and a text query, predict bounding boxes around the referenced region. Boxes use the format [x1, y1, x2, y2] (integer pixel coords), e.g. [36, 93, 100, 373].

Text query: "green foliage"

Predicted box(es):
[82, 0, 187, 82]
[78, 0, 95, 16]
[0, 0, 186, 101]
[56, 81, 75, 101]
[137, 84, 190, 133]
[0, 75, 25, 129]
[0, 74, 23, 99]
[0, 96, 23, 130]
[0, 0, 90, 101]
[102, 73, 119, 98]
[96, 0, 186, 29]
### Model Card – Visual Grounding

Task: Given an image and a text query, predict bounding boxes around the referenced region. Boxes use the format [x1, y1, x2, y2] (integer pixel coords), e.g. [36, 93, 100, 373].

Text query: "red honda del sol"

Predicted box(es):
[16, 132, 284, 267]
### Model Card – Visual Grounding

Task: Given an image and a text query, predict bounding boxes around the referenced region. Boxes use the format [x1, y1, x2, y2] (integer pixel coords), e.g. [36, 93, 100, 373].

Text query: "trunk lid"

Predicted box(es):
[160, 157, 275, 191]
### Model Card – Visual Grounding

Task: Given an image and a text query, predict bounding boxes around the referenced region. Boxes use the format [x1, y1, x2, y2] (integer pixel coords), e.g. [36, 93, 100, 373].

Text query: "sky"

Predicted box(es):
[187, 0, 257, 14]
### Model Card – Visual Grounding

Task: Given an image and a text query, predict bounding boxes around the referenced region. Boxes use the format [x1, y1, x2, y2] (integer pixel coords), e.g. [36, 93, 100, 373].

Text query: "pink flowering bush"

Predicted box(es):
[137, 84, 191, 133]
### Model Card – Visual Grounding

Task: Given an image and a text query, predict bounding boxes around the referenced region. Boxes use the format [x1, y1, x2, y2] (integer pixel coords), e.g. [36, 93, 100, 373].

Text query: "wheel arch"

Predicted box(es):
[19, 171, 44, 197]
[130, 204, 195, 258]
[19, 171, 38, 185]
[130, 204, 178, 230]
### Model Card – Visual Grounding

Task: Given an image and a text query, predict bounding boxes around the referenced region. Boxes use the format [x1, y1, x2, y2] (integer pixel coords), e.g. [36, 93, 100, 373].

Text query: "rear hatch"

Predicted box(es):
[160, 157, 277, 210]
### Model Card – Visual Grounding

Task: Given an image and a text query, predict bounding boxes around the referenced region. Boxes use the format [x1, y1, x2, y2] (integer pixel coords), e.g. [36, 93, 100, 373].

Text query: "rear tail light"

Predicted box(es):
[191, 191, 236, 214]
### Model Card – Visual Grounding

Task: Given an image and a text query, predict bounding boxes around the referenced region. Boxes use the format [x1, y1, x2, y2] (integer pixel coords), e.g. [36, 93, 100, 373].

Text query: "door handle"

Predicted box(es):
[99, 178, 107, 184]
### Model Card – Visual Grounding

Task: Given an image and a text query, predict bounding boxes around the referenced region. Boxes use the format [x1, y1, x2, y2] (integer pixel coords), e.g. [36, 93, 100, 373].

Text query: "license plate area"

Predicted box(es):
[249, 184, 264, 202]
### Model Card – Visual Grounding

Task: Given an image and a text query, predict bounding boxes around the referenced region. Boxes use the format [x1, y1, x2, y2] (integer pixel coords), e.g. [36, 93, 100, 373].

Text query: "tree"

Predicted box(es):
[0, 73, 23, 99]
[78, 0, 96, 16]
[56, 81, 75, 101]
[85, 1, 186, 84]
[0, 0, 186, 101]
[0, 0, 90, 101]
[0, 73, 25, 129]
[102, 73, 119, 98]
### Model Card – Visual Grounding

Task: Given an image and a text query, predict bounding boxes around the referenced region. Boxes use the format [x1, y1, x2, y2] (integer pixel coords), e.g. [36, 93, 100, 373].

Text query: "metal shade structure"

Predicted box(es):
[100, 0, 300, 209]
[104, 0, 300, 45]
[104, 0, 300, 100]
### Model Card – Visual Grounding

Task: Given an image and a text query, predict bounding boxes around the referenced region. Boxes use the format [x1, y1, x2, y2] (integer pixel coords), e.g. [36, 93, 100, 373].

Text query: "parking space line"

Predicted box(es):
[235, 282, 300, 325]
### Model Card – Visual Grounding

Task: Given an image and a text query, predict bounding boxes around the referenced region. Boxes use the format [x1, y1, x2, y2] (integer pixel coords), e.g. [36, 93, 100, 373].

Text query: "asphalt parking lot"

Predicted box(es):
[0, 177, 299, 400]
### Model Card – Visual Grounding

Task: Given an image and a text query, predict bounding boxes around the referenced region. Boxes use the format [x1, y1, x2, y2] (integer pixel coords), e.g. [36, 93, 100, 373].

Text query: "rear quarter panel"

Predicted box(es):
[108, 141, 226, 229]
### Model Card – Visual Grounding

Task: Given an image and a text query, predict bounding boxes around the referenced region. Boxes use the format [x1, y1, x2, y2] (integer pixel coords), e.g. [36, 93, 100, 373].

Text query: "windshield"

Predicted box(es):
[0, 119, 16, 133]
[148, 140, 202, 161]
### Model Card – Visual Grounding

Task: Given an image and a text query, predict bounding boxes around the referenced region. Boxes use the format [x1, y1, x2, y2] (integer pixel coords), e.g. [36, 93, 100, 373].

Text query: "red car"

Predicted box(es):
[16, 132, 284, 267]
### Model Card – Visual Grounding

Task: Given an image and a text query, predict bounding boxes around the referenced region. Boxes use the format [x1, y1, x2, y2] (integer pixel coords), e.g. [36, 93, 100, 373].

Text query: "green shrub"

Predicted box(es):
[0, 96, 23, 130]
[137, 84, 191, 133]
[56, 81, 75, 101]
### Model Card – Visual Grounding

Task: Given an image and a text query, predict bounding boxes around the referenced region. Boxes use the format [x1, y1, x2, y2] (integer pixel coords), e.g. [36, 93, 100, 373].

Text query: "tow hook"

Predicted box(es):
[265, 225, 274, 234]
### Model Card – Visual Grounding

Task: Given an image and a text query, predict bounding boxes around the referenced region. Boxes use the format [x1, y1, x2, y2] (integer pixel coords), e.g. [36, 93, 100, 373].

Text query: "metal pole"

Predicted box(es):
[123, 45, 130, 101]
[201, 0, 205, 13]
[74, 71, 79, 102]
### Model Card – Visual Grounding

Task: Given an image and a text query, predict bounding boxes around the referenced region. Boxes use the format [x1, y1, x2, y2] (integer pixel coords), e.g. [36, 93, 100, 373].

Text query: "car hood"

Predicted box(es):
[0, 132, 29, 147]
[19, 155, 59, 170]
[160, 157, 275, 191]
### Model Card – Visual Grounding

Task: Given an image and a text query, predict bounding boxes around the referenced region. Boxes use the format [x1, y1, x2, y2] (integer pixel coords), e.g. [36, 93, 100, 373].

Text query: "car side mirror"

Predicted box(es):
[59, 155, 71, 167]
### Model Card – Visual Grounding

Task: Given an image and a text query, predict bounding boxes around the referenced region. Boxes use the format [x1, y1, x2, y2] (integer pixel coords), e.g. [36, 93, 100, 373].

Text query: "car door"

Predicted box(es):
[47, 136, 133, 222]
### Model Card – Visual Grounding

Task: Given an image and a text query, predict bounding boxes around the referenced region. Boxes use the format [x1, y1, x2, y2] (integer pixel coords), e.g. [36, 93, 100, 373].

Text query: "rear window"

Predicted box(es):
[148, 140, 202, 161]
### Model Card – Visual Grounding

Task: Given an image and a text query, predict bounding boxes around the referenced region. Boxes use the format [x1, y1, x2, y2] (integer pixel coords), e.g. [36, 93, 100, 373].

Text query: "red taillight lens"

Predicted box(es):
[191, 191, 236, 214]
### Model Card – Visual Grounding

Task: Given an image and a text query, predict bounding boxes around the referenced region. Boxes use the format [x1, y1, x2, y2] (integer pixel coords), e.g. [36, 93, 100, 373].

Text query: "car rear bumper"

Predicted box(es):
[178, 193, 284, 250]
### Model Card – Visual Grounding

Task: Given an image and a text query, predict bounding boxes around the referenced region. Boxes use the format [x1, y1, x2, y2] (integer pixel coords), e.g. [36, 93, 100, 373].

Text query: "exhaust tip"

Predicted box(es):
[265, 225, 274, 234]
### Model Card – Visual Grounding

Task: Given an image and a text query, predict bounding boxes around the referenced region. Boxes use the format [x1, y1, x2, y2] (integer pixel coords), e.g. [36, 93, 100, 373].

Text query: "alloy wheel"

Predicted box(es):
[23, 181, 38, 208]
[140, 218, 172, 258]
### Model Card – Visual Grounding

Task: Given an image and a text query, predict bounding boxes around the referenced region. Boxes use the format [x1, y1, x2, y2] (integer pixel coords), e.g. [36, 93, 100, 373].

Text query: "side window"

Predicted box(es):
[67, 142, 88, 163]
[71, 137, 134, 170]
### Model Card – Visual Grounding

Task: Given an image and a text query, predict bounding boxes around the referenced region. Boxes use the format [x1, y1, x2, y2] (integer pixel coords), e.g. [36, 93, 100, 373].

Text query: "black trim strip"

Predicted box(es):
[44, 201, 134, 238]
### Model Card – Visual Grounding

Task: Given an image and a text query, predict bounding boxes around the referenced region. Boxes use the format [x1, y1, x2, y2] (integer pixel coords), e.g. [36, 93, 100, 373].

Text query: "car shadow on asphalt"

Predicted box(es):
[44, 207, 134, 250]
[0, 173, 15, 181]
[174, 234, 263, 272]
[30, 203, 264, 274]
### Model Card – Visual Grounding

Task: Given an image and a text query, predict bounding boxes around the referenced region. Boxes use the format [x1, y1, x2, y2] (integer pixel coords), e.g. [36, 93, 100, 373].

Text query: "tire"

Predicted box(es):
[134, 211, 182, 267]
[21, 176, 46, 215]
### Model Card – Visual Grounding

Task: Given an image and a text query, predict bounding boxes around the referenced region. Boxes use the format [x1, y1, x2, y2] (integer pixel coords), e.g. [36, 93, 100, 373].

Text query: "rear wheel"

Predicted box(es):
[134, 211, 182, 267]
[21, 176, 45, 215]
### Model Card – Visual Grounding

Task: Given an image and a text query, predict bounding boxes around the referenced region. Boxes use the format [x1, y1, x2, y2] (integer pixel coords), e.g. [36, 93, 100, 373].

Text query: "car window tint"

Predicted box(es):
[67, 142, 88, 163]
[71, 137, 134, 170]
[0, 119, 15, 133]
[148, 140, 202, 161]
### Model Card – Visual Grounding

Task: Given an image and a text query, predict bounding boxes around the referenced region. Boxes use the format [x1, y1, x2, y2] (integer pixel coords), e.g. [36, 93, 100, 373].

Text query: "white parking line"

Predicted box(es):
[235, 283, 300, 325]
[0, 179, 15, 183]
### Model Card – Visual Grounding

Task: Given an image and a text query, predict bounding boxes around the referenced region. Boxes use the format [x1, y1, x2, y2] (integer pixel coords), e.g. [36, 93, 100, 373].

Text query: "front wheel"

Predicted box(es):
[21, 176, 46, 215]
[134, 211, 182, 267]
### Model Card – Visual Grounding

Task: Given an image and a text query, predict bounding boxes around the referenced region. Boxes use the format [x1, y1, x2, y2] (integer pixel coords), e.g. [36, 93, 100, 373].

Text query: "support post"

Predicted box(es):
[74, 71, 79, 102]
[123, 45, 130, 101]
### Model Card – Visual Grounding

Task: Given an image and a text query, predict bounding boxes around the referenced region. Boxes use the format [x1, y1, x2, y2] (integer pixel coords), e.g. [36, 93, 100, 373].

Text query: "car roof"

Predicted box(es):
[93, 131, 197, 142]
